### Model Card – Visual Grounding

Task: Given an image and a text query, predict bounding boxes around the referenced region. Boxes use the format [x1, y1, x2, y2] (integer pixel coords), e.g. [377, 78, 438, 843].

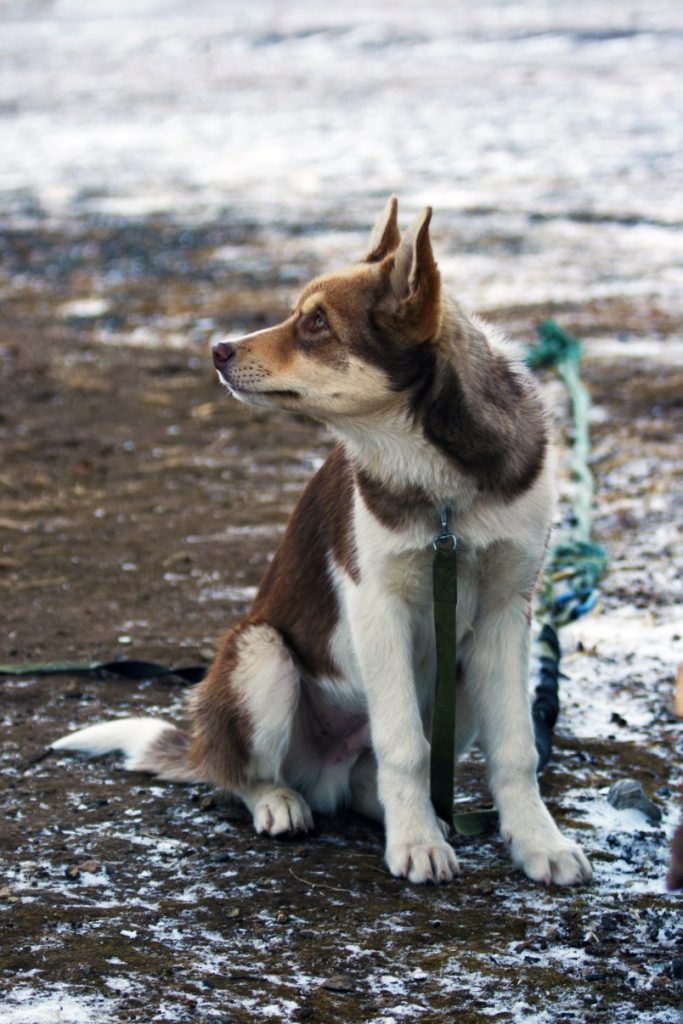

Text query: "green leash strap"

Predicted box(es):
[429, 519, 505, 839]
[430, 514, 458, 833]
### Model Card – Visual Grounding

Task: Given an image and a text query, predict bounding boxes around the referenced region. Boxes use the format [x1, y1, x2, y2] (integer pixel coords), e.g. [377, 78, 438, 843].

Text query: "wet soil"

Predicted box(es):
[1, 213, 682, 1023]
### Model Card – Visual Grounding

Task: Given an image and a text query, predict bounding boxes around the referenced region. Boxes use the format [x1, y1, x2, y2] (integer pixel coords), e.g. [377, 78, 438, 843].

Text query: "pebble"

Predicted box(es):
[607, 779, 662, 825]
[514, 938, 538, 952]
[320, 974, 355, 994]
[78, 859, 101, 873]
[212, 851, 233, 864]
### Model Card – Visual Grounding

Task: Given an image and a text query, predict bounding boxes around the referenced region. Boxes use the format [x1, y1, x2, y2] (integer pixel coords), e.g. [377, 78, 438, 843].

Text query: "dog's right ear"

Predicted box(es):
[363, 195, 400, 263]
[383, 206, 441, 344]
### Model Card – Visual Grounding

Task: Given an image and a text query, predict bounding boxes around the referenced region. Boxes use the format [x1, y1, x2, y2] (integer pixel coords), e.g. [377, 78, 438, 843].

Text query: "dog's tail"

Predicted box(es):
[52, 717, 200, 782]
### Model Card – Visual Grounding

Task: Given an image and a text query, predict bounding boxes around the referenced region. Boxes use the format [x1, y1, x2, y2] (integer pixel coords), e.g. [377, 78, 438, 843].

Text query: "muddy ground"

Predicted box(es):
[0, 213, 682, 1023]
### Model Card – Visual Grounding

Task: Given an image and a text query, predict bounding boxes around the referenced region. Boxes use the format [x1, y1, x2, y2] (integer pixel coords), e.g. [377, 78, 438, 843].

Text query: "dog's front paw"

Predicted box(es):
[253, 786, 313, 837]
[386, 838, 460, 884]
[508, 832, 592, 886]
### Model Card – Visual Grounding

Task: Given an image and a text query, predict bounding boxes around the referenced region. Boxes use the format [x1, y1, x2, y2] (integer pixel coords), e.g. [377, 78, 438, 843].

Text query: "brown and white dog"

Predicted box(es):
[54, 198, 591, 886]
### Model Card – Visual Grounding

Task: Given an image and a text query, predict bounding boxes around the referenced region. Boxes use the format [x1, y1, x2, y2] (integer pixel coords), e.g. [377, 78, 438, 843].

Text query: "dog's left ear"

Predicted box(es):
[387, 207, 441, 343]
[363, 195, 400, 263]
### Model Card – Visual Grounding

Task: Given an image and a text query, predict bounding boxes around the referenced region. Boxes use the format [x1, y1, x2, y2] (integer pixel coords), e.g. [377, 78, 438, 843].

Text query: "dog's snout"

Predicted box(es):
[212, 341, 236, 370]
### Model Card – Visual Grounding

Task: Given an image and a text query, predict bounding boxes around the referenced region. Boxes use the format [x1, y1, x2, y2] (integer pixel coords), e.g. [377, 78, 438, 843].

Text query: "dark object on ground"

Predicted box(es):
[532, 624, 561, 772]
[608, 779, 662, 826]
[668, 792, 683, 890]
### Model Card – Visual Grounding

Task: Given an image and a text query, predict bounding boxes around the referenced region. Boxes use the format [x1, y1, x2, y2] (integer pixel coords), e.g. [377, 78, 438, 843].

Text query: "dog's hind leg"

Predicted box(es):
[237, 780, 314, 836]
[190, 621, 313, 836]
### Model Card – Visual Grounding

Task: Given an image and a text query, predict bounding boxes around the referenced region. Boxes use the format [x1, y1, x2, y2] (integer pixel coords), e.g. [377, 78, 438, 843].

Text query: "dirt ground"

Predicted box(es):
[1, 213, 682, 1023]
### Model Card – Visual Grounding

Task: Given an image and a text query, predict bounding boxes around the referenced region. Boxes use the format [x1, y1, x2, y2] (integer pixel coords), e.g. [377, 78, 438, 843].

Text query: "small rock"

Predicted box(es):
[320, 974, 355, 994]
[65, 865, 81, 880]
[162, 550, 194, 569]
[212, 851, 233, 864]
[226, 907, 241, 919]
[599, 912, 624, 933]
[200, 795, 216, 811]
[607, 779, 662, 825]
[78, 860, 100, 874]
[0, 886, 11, 899]
[276, 911, 289, 924]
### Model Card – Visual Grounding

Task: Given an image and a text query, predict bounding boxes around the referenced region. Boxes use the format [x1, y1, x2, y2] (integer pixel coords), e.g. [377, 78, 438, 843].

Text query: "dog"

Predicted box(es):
[53, 197, 591, 886]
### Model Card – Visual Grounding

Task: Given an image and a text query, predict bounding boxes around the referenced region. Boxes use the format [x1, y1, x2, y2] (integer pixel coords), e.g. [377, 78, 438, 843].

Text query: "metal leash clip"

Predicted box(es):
[433, 506, 457, 551]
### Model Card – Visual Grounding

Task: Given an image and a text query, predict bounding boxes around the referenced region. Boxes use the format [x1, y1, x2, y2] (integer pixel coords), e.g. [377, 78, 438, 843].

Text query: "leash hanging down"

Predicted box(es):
[430, 509, 458, 833]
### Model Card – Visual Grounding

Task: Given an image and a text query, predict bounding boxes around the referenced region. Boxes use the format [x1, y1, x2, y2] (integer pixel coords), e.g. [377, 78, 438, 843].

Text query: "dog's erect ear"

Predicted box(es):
[388, 206, 441, 343]
[363, 195, 400, 263]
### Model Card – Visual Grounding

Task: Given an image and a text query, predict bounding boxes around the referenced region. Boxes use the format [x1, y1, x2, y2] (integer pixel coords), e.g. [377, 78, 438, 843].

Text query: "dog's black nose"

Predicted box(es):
[212, 341, 236, 369]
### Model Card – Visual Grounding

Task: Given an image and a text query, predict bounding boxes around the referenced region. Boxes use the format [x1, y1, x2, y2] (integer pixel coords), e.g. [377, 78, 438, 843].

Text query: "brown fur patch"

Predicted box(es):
[249, 444, 358, 678]
[135, 725, 196, 782]
[355, 466, 433, 532]
[189, 621, 254, 788]
[243, 322, 298, 375]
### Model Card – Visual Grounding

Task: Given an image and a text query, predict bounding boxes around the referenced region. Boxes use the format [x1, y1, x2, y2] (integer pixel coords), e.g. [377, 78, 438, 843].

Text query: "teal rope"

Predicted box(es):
[526, 320, 608, 627]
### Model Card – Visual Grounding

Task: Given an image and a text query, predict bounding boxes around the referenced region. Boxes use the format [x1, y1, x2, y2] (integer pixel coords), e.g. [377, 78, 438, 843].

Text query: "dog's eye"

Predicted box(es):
[303, 310, 328, 333]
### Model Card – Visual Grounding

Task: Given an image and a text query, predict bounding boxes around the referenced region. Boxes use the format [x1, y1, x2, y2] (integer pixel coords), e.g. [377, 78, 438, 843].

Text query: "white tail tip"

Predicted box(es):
[52, 717, 171, 770]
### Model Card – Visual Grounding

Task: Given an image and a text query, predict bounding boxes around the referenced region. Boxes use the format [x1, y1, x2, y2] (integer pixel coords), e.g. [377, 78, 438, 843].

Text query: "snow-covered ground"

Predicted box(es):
[1, 0, 683, 312]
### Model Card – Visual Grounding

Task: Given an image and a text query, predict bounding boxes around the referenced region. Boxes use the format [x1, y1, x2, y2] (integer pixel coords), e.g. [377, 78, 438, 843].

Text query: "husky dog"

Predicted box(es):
[54, 198, 591, 887]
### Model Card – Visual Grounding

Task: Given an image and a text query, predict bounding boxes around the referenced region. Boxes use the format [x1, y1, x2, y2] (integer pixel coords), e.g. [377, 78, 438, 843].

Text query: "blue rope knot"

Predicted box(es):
[543, 538, 607, 626]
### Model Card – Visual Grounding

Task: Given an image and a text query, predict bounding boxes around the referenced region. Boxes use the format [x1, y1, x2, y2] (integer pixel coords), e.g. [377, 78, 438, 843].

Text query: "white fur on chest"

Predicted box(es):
[326, 492, 482, 712]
